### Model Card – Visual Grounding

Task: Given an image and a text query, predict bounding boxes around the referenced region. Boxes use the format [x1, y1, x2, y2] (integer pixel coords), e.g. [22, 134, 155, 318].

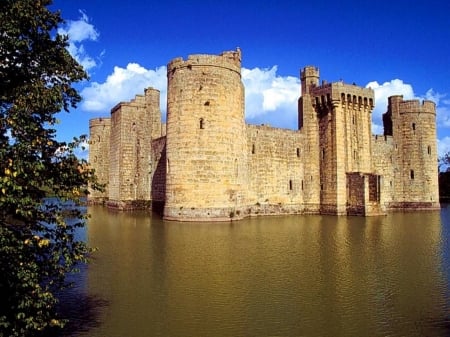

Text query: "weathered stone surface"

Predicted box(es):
[88, 49, 440, 220]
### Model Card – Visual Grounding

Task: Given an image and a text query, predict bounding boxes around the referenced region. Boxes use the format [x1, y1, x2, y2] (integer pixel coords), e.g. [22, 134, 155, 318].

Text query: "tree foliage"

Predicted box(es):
[0, 0, 99, 335]
[439, 152, 450, 202]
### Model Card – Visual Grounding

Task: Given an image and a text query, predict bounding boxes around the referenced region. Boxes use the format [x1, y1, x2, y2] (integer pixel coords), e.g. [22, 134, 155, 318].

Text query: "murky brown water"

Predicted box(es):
[63, 205, 450, 337]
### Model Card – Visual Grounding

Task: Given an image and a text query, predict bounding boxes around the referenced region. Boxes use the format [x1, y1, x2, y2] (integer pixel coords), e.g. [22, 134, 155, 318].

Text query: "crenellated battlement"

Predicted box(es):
[310, 81, 374, 109]
[111, 87, 161, 114]
[399, 99, 436, 115]
[388, 95, 436, 115]
[89, 117, 111, 128]
[167, 48, 241, 77]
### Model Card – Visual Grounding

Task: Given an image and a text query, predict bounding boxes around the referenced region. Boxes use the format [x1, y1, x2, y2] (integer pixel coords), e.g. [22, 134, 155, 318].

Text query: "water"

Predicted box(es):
[61, 205, 450, 337]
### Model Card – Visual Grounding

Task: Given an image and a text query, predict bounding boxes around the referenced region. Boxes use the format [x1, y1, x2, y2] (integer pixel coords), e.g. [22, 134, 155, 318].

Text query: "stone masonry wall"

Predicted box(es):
[151, 136, 166, 202]
[88, 117, 111, 203]
[371, 135, 395, 208]
[246, 124, 304, 215]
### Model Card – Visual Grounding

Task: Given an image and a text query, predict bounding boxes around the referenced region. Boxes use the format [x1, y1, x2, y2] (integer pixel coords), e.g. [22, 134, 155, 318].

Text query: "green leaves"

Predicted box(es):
[0, 1, 97, 336]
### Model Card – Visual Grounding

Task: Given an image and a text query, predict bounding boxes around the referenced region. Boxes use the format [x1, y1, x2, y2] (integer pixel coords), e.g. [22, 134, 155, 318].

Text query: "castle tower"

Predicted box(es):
[383, 96, 439, 208]
[88, 117, 111, 203]
[299, 66, 321, 212]
[300, 68, 375, 215]
[164, 49, 248, 221]
[107, 88, 161, 209]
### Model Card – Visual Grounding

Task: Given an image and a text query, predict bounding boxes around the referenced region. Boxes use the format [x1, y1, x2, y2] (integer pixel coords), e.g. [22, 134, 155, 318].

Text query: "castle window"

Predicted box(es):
[199, 118, 204, 129]
[252, 144, 255, 154]
[410, 170, 414, 180]
[301, 180, 304, 190]
[428, 145, 431, 155]
[289, 180, 293, 191]
[412, 123, 416, 132]
[296, 148, 300, 157]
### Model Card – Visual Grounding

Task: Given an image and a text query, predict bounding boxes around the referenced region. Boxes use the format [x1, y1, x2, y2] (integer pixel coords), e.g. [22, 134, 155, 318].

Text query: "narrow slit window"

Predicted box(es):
[410, 169, 414, 180]
[427, 145, 431, 155]
[296, 148, 300, 157]
[289, 180, 293, 191]
[199, 118, 204, 129]
[252, 144, 255, 154]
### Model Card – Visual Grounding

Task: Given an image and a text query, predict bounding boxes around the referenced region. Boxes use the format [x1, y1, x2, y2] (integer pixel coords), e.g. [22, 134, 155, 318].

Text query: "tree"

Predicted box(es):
[439, 152, 450, 202]
[0, 1, 99, 335]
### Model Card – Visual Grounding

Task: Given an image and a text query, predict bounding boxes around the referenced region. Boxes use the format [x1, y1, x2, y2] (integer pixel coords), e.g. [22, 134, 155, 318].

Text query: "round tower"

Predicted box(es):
[396, 98, 439, 207]
[164, 49, 248, 221]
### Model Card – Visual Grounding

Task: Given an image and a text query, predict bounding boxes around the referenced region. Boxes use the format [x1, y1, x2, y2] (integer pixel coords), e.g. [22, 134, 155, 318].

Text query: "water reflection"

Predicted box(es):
[67, 207, 450, 337]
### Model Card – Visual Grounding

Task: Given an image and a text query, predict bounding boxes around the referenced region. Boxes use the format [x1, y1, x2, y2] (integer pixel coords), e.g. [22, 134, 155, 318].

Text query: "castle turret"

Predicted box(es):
[107, 88, 162, 209]
[164, 49, 248, 221]
[88, 117, 111, 203]
[299, 66, 321, 212]
[300, 67, 376, 215]
[383, 96, 439, 208]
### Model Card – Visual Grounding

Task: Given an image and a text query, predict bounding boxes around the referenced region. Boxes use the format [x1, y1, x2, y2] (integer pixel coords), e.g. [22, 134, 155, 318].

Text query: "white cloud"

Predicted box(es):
[422, 89, 450, 129]
[438, 137, 450, 159]
[81, 63, 167, 114]
[58, 10, 100, 71]
[80, 64, 299, 128]
[366, 79, 416, 133]
[75, 140, 89, 160]
[242, 66, 300, 128]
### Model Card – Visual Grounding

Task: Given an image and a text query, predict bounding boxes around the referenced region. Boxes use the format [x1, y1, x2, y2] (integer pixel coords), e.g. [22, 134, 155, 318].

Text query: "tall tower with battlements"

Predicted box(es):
[299, 66, 321, 212]
[164, 49, 248, 221]
[383, 96, 439, 208]
[300, 67, 377, 215]
[107, 88, 162, 209]
[89, 117, 111, 203]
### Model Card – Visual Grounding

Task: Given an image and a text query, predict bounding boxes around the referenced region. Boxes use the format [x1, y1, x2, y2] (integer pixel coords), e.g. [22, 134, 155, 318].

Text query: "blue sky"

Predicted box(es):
[51, 0, 450, 158]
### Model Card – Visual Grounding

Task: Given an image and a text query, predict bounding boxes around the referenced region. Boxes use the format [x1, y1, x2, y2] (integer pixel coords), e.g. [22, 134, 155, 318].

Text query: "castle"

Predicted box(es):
[88, 48, 440, 221]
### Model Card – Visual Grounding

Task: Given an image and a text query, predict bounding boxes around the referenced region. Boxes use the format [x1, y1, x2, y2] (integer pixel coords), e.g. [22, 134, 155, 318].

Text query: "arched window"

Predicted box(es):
[199, 118, 204, 129]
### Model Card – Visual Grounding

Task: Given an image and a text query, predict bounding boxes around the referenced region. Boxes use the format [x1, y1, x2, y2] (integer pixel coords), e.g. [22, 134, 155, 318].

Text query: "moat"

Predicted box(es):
[62, 206, 450, 337]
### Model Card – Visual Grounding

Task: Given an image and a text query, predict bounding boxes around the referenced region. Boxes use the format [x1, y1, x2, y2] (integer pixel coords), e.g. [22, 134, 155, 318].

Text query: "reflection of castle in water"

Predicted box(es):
[88, 48, 439, 221]
[85, 208, 449, 336]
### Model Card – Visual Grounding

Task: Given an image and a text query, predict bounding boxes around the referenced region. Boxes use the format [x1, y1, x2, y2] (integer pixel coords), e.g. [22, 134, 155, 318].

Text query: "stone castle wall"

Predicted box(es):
[88, 49, 440, 220]
[88, 117, 111, 203]
[246, 124, 304, 215]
